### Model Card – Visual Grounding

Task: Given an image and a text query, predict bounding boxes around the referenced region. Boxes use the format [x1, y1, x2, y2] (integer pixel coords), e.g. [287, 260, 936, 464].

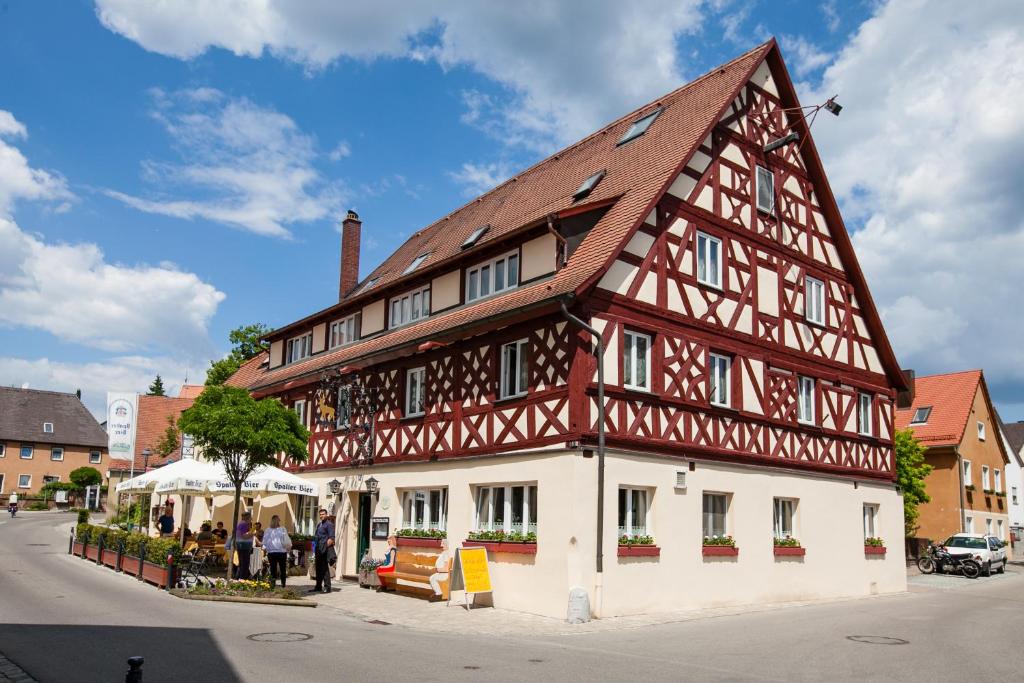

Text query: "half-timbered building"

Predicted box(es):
[230, 39, 908, 618]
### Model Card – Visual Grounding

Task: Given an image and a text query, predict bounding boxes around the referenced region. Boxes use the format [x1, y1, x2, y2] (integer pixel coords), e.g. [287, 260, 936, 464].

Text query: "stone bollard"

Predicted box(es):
[125, 656, 144, 682]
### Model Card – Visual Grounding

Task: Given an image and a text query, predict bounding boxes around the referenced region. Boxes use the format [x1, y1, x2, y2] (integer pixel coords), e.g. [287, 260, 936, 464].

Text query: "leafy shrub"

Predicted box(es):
[396, 527, 447, 539]
[26, 501, 49, 511]
[123, 532, 150, 558]
[774, 536, 801, 548]
[76, 523, 92, 542]
[76, 509, 90, 525]
[703, 535, 736, 547]
[145, 537, 183, 567]
[618, 534, 655, 546]
[359, 556, 385, 571]
[864, 537, 885, 547]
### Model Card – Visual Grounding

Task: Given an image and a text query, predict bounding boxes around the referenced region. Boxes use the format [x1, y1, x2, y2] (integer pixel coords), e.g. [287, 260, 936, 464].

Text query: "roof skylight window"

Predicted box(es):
[910, 406, 932, 425]
[359, 277, 380, 293]
[617, 107, 663, 145]
[403, 252, 431, 275]
[573, 169, 606, 201]
[461, 224, 491, 249]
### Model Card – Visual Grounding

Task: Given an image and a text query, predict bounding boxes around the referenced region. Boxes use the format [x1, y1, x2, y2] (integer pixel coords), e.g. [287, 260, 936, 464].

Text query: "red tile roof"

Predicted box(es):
[245, 42, 773, 391]
[109, 394, 196, 471]
[177, 384, 205, 399]
[226, 353, 268, 389]
[894, 370, 982, 447]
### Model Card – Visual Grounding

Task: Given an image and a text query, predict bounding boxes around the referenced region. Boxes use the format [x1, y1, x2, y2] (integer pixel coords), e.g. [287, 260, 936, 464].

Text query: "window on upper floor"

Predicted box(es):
[709, 353, 731, 408]
[467, 250, 519, 302]
[389, 286, 431, 329]
[805, 276, 825, 326]
[1013, 486, 1019, 506]
[696, 231, 722, 289]
[20, 444, 33, 460]
[329, 313, 361, 349]
[405, 367, 426, 417]
[500, 339, 528, 400]
[573, 169, 606, 201]
[619, 486, 650, 538]
[910, 406, 932, 425]
[963, 459, 972, 485]
[475, 484, 537, 535]
[977, 421, 986, 441]
[286, 333, 312, 364]
[462, 224, 490, 249]
[50, 447, 64, 461]
[89, 451, 101, 464]
[293, 399, 307, 427]
[403, 252, 431, 275]
[623, 330, 651, 391]
[617, 108, 663, 146]
[858, 393, 873, 436]
[994, 469, 1002, 493]
[982, 465, 991, 490]
[402, 488, 448, 531]
[756, 165, 774, 213]
[43, 422, 54, 433]
[797, 376, 815, 425]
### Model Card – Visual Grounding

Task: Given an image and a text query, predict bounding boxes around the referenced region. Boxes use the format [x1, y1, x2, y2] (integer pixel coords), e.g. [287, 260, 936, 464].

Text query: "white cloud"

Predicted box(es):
[804, 0, 1024, 390]
[0, 355, 195, 420]
[448, 161, 512, 197]
[822, 1, 840, 33]
[781, 35, 833, 79]
[107, 88, 347, 238]
[94, 1, 706, 151]
[0, 110, 74, 214]
[328, 140, 351, 161]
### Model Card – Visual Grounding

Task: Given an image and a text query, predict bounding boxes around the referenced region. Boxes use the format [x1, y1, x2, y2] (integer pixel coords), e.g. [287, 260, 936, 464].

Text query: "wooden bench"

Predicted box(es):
[379, 548, 450, 600]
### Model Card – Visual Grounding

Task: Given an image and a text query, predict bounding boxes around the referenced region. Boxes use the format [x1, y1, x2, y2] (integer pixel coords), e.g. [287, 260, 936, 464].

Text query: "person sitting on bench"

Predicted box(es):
[375, 535, 397, 591]
[429, 538, 452, 602]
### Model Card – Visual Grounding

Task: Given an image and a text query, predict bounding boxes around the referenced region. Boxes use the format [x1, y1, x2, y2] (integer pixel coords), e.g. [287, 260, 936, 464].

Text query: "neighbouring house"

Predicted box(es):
[895, 370, 1013, 550]
[0, 386, 108, 508]
[999, 418, 1024, 540]
[229, 39, 908, 618]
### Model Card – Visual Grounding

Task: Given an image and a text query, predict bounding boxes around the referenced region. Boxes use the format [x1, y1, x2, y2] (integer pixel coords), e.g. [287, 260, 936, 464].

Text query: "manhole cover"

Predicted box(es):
[246, 632, 313, 643]
[366, 619, 391, 626]
[528, 659, 544, 663]
[464, 666, 480, 670]
[847, 635, 909, 645]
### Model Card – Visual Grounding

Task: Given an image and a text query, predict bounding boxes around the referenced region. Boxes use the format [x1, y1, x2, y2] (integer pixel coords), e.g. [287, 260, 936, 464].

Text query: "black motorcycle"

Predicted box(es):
[917, 543, 981, 579]
[7, 503, 16, 518]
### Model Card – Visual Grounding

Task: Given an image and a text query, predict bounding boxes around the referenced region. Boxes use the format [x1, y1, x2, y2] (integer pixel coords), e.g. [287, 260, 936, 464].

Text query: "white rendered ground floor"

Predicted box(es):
[300, 448, 907, 619]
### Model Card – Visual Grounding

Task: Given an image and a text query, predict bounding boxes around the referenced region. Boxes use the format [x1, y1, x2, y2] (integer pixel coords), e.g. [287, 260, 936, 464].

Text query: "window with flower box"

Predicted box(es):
[862, 503, 879, 539]
[773, 498, 796, 540]
[401, 488, 448, 531]
[702, 492, 729, 539]
[618, 487, 650, 539]
[474, 484, 537, 536]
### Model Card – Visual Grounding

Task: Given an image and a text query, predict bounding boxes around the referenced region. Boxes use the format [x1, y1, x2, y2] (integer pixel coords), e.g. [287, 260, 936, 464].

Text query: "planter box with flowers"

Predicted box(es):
[703, 535, 739, 557]
[358, 557, 383, 588]
[618, 534, 660, 557]
[773, 537, 805, 557]
[464, 530, 537, 555]
[396, 528, 447, 548]
[864, 537, 886, 555]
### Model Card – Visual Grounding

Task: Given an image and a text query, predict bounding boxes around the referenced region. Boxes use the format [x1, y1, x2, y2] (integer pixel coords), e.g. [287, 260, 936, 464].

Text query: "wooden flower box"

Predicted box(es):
[864, 546, 887, 556]
[85, 543, 100, 561]
[101, 548, 120, 569]
[140, 560, 175, 588]
[702, 545, 739, 557]
[122, 556, 143, 578]
[396, 536, 444, 549]
[617, 545, 660, 557]
[72, 541, 84, 556]
[463, 540, 538, 555]
[773, 546, 806, 557]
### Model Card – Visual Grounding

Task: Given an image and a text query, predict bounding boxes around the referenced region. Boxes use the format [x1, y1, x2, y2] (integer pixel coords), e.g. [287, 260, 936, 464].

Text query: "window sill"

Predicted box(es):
[494, 393, 528, 405]
[804, 319, 826, 329]
[623, 385, 652, 394]
[401, 412, 426, 422]
[773, 546, 806, 557]
[617, 545, 660, 557]
[702, 545, 739, 557]
[462, 540, 537, 555]
[696, 280, 723, 293]
[709, 402, 734, 411]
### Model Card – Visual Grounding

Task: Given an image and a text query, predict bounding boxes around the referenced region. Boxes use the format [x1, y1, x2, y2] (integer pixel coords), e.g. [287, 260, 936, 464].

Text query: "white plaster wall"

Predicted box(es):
[361, 299, 386, 335]
[268, 340, 283, 369]
[312, 323, 327, 354]
[431, 269, 461, 312]
[520, 233, 556, 282]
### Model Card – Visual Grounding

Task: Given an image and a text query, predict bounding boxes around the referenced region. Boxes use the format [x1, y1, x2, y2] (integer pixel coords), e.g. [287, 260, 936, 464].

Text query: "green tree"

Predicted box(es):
[153, 414, 181, 460]
[178, 385, 309, 550]
[895, 428, 932, 537]
[205, 323, 272, 386]
[69, 466, 103, 490]
[148, 375, 166, 396]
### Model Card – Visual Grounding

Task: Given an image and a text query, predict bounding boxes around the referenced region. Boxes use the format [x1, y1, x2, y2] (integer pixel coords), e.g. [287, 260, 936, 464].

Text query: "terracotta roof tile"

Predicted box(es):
[245, 42, 772, 391]
[225, 353, 268, 389]
[177, 384, 205, 399]
[894, 370, 982, 447]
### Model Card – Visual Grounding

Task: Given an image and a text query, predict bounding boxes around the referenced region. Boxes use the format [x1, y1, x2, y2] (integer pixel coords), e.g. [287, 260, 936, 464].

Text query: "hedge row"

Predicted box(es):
[75, 523, 182, 567]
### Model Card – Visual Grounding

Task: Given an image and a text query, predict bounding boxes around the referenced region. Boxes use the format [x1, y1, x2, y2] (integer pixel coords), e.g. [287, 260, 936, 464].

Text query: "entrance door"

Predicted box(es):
[356, 493, 372, 563]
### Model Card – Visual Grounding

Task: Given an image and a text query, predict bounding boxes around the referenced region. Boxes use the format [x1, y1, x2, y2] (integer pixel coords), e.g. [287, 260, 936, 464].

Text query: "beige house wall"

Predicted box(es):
[361, 299, 386, 336]
[297, 449, 906, 619]
[520, 233, 557, 282]
[0, 441, 107, 498]
[431, 270, 461, 313]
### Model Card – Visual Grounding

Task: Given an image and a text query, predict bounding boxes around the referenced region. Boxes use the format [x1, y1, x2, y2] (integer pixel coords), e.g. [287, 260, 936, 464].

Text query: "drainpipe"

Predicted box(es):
[955, 447, 966, 533]
[559, 299, 605, 617]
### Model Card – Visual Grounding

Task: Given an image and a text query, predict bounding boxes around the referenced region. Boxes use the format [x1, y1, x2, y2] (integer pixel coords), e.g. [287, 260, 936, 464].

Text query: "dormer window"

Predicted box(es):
[910, 406, 932, 425]
[573, 169, 606, 201]
[389, 286, 431, 329]
[286, 332, 312, 364]
[461, 225, 490, 249]
[467, 250, 519, 302]
[359, 277, 380, 293]
[329, 313, 361, 349]
[403, 252, 430, 275]
[617, 108, 663, 145]
[43, 422, 54, 434]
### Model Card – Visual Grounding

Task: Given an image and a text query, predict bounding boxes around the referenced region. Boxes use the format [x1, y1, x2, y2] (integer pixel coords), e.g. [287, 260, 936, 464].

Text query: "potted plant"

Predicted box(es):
[703, 535, 739, 556]
[358, 555, 383, 588]
[864, 537, 886, 555]
[618, 534, 659, 557]
[773, 536, 805, 556]
[396, 527, 447, 548]
[464, 529, 538, 554]
[965, 484, 976, 492]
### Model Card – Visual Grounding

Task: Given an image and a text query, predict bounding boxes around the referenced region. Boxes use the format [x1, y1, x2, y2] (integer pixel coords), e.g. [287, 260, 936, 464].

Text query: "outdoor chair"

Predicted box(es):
[177, 546, 216, 589]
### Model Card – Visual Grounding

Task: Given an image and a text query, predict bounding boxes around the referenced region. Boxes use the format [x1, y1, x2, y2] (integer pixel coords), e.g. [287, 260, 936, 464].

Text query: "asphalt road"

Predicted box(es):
[2, 512, 1022, 682]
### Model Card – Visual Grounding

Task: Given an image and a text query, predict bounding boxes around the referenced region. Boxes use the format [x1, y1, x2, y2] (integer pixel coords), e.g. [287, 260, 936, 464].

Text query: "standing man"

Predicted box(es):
[310, 508, 335, 594]
[157, 506, 175, 538]
[234, 511, 255, 579]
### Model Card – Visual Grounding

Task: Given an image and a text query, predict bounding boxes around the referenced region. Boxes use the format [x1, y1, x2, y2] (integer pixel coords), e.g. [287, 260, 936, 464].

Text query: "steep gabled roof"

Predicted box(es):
[225, 353, 268, 389]
[0, 386, 107, 449]
[895, 370, 982, 447]
[246, 42, 774, 391]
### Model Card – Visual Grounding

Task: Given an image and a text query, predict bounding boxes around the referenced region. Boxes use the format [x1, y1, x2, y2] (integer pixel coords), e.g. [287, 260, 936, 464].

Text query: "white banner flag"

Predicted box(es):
[106, 392, 138, 461]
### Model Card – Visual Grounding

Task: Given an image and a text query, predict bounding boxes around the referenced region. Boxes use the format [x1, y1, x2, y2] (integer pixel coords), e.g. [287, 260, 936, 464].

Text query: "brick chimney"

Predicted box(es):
[339, 210, 362, 300]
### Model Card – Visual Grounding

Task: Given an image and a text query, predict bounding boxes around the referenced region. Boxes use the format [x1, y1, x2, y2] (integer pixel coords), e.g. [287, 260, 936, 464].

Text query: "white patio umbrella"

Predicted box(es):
[208, 464, 318, 497]
[115, 458, 223, 545]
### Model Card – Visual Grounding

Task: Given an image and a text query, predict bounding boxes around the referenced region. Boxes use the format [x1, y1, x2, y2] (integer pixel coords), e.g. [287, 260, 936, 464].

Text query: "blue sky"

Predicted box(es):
[1, 1, 1022, 423]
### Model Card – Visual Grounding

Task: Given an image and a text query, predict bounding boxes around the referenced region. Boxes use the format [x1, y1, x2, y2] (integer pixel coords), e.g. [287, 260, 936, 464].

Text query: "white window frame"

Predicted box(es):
[19, 444, 33, 460]
[964, 515, 973, 533]
[329, 313, 361, 349]
[403, 252, 430, 275]
[405, 367, 426, 417]
[293, 399, 307, 427]
[862, 503, 878, 539]
[797, 376, 815, 425]
[805, 276, 825, 326]
[467, 250, 520, 303]
[858, 393, 873, 435]
[43, 422, 54, 433]
[909, 406, 932, 425]
[994, 469, 1002, 493]
[18, 474, 31, 489]
[709, 353, 731, 408]
[286, 332, 313, 364]
[402, 488, 449, 531]
[977, 421, 986, 441]
[618, 486, 650, 537]
[773, 497, 796, 539]
[89, 451, 102, 464]
[997, 519, 1005, 540]
[986, 518, 993, 535]
[982, 465, 991, 490]
[703, 492, 729, 538]
[696, 231, 722, 289]
[963, 459, 972, 484]
[623, 330, 651, 391]
[50, 446, 64, 462]
[499, 339, 529, 400]
[295, 496, 318, 536]
[389, 286, 431, 329]
[756, 165, 775, 213]
[474, 484, 537, 534]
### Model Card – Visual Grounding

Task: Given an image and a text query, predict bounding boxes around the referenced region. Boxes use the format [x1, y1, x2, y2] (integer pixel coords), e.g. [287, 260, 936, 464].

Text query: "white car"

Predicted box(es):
[942, 533, 1008, 576]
